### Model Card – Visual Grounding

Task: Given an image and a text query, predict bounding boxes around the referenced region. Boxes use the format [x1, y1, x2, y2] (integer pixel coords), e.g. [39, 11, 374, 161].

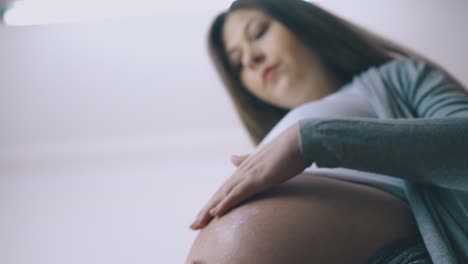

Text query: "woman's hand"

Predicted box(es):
[190, 123, 308, 230]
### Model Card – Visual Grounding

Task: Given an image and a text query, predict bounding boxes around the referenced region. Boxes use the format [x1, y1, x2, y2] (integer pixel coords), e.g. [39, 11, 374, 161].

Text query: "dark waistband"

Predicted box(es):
[366, 231, 433, 264]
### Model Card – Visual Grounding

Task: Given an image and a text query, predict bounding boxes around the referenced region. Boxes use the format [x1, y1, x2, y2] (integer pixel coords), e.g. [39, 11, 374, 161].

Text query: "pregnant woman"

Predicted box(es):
[187, 0, 468, 263]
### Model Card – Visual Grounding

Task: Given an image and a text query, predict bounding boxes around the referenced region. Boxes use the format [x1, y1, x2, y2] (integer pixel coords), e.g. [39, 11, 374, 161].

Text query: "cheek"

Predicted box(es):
[271, 29, 298, 56]
[274, 31, 312, 76]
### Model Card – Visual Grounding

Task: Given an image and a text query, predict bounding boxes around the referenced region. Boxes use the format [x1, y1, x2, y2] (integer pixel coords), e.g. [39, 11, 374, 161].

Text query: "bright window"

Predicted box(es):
[4, 0, 234, 26]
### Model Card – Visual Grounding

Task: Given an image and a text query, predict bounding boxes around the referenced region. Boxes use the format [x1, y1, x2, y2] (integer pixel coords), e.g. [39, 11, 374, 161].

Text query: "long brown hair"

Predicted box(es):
[207, 0, 467, 145]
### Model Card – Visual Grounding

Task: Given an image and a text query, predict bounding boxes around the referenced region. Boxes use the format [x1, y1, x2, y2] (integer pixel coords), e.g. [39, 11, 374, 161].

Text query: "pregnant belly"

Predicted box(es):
[186, 173, 418, 264]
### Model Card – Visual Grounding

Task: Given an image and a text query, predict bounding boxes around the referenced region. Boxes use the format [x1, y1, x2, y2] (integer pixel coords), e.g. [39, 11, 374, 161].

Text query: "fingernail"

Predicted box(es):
[209, 208, 217, 215]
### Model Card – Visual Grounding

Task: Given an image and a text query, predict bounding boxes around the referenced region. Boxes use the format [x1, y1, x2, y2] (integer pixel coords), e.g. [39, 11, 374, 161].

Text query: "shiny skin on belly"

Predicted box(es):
[186, 173, 418, 264]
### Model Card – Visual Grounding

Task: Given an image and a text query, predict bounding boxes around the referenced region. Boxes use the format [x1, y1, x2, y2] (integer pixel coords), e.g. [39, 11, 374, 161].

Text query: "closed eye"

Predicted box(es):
[255, 22, 268, 39]
[231, 22, 269, 73]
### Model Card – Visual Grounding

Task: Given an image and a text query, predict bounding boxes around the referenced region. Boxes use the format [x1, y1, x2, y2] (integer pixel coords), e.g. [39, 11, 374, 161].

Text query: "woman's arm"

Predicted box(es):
[300, 58, 468, 191]
[299, 116, 468, 191]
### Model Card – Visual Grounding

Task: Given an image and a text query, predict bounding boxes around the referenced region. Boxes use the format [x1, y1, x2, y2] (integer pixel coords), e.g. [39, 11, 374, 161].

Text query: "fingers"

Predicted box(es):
[231, 154, 249, 166]
[190, 178, 241, 230]
[190, 153, 260, 230]
[210, 179, 259, 218]
[190, 209, 213, 230]
[190, 189, 227, 229]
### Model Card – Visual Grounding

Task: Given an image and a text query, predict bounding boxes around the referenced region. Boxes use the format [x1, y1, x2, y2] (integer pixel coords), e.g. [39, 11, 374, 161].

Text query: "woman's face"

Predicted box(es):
[222, 8, 339, 109]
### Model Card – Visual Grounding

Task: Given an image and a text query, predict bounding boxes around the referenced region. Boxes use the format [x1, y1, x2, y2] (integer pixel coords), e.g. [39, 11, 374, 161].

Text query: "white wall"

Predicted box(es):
[0, 11, 252, 165]
[0, 1, 467, 264]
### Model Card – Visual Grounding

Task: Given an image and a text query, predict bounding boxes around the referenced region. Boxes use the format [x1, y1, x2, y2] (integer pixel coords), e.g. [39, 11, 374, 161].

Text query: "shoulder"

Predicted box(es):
[361, 57, 429, 83]
[346, 58, 419, 88]
[351, 57, 440, 97]
[356, 57, 468, 118]
[372, 57, 461, 95]
[378, 57, 426, 71]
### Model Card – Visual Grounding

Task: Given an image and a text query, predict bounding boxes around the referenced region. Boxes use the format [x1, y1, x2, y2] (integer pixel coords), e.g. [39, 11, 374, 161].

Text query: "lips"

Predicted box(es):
[262, 64, 279, 84]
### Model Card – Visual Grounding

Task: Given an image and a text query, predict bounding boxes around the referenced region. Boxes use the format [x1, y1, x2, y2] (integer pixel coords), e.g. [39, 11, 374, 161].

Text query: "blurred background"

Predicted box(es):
[0, 0, 467, 263]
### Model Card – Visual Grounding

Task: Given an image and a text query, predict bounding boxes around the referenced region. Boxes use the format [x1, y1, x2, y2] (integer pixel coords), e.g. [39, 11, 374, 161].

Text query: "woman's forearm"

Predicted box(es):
[299, 117, 468, 191]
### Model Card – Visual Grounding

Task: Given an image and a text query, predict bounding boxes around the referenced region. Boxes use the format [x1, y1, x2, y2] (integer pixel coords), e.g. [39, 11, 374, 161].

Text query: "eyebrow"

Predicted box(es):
[226, 17, 256, 59]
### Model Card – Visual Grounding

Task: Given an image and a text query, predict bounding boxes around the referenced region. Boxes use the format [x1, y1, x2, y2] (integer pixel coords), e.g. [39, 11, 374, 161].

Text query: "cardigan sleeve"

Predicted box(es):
[298, 59, 468, 191]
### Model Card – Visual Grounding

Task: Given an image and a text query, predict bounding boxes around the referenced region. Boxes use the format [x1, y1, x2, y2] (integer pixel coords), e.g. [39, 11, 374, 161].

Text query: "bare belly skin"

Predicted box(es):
[186, 173, 418, 264]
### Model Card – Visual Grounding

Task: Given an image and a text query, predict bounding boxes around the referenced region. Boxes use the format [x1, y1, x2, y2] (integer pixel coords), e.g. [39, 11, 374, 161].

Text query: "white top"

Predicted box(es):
[259, 82, 406, 201]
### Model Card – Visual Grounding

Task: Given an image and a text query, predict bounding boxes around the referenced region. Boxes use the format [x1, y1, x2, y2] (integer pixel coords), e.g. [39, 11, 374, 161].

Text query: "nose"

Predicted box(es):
[242, 48, 265, 70]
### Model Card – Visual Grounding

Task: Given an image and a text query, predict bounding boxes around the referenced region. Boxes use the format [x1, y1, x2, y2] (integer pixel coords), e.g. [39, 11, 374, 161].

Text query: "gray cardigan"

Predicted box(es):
[298, 58, 468, 264]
